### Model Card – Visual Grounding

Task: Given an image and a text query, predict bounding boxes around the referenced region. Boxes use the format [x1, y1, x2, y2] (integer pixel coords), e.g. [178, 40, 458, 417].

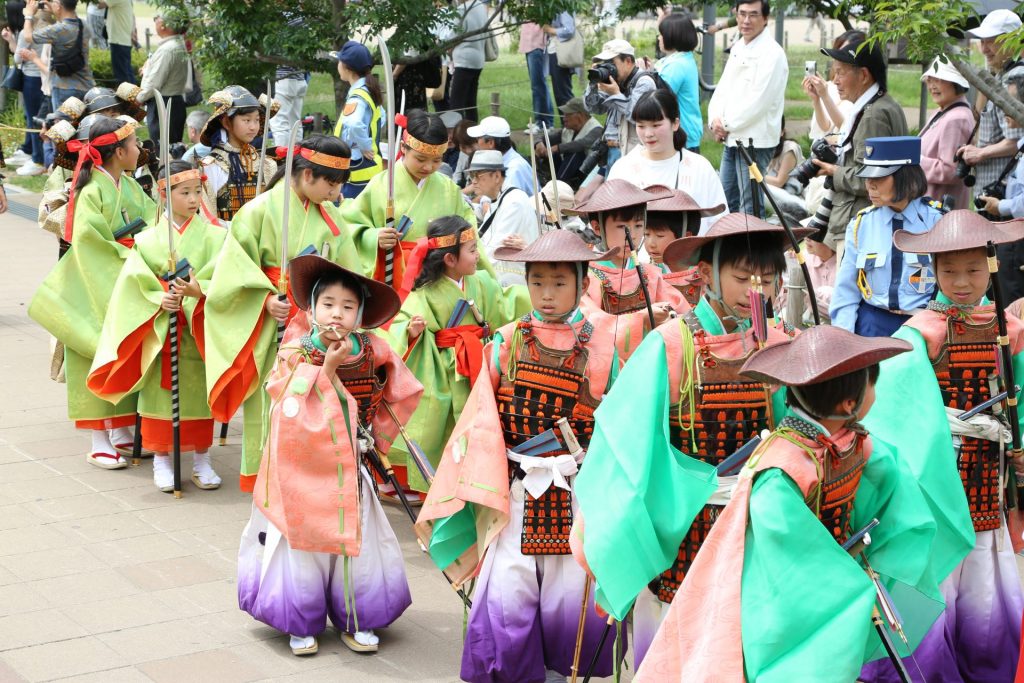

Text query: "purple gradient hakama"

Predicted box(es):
[460, 479, 622, 683]
[861, 526, 1024, 682]
[237, 467, 412, 638]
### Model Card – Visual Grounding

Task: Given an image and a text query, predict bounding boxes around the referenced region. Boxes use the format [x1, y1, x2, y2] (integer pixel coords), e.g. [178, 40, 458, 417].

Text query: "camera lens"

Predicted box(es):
[974, 197, 986, 210]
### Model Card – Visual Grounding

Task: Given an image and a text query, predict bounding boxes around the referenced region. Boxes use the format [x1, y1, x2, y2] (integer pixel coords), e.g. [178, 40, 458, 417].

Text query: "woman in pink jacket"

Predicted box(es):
[919, 56, 976, 210]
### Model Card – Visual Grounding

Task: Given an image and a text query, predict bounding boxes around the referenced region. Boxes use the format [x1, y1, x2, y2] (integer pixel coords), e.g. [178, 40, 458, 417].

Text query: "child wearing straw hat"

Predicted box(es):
[416, 229, 625, 682]
[237, 255, 421, 656]
[571, 178, 688, 360]
[574, 212, 808, 669]
[860, 210, 1024, 682]
[636, 325, 971, 682]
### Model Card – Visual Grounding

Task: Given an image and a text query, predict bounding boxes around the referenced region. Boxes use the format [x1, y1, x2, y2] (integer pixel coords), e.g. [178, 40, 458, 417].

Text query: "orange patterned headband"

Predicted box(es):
[275, 145, 351, 170]
[427, 228, 476, 250]
[157, 168, 206, 189]
[402, 131, 448, 158]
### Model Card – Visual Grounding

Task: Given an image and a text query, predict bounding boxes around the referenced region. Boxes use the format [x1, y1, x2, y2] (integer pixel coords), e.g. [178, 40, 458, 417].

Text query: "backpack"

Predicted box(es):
[641, 69, 676, 98]
[51, 19, 85, 78]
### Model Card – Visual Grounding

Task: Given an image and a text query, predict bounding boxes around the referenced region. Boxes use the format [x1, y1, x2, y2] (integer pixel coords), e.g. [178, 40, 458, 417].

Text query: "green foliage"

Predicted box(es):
[149, 0, 589, 95]
[88, 47, 147, 86]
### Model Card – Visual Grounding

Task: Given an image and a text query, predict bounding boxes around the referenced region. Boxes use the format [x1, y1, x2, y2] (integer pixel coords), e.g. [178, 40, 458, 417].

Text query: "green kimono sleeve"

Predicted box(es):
[864, 326, 975, 582]
[741, 468, 877, 682]
[28, 184, 132, 357]
[576, 332, 718, 620]
[852, 438, 950, 662]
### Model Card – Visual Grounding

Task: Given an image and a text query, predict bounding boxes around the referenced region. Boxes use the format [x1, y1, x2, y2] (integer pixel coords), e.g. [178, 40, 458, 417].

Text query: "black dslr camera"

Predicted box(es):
[974, 180, 1006, 220]
[587, 62, 617, 85]
[954, 151, 976, 187]
[794, 138, 839, 187]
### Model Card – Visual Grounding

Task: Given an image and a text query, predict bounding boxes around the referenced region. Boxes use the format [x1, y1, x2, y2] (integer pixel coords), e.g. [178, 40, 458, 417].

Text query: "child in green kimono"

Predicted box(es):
[88, 160, 227, 492]
[29, 114, 157, 469]
[340, 109, 494, 285]
[388, 216, 527, 496]
[203, 134, 361, 492]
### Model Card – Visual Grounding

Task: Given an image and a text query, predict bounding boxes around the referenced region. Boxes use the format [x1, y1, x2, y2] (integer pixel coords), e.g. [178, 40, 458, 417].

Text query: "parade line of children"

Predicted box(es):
[27, 80, 1024, 681]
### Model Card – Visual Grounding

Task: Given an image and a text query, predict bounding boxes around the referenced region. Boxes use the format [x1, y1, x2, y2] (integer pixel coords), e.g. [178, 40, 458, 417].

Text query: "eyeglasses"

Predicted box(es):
[736, 11, 762, 20]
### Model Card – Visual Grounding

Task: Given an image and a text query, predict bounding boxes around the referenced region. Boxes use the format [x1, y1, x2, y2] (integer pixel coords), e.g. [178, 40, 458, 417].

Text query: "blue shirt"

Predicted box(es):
[830, 198, 943, 331]
[502, 149, 535, 193]
[338, 77, 376, 161]
[998, 138, 1024, 218]
[655, 51, 702, 148]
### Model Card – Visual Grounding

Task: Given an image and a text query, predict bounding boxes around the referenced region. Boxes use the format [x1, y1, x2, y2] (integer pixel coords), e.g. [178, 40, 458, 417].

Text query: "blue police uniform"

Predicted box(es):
[329, 41, 384, 199]
[829, 136, 944, 336]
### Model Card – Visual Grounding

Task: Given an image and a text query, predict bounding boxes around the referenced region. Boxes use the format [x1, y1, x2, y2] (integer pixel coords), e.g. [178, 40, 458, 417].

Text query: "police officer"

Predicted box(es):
[830, 136, 944, 336]
[331, 41, 384, 198]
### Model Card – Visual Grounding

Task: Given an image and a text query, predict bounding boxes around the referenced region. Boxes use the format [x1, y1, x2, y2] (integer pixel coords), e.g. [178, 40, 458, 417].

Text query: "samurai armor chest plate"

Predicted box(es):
[656, 341, 771, 603]
[497, 321, 598, 556]
[211, 150, 260, 222]
[673, 280, 703, 308]
[815, 443, 867, 545]
[590, 266, 649, 315]
[334, 334, 386, 427]
[933, 316, 1002, 531]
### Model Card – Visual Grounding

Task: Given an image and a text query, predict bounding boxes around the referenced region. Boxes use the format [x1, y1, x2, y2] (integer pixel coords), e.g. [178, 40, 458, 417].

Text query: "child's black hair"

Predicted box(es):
[632, 89, 687, 151]
[594, 205, 645, 226]
[413, 215, 474, 290]
[786, 364, 880, 419]
[404, 109, 448, 146]
[266, 134, 352, 190]
[157, 158, 197, 184]
[73, 116, 134, 192]
[646, 211, 688, 238]
[311, 270, 366, 310]
[697, 231, 787, 277]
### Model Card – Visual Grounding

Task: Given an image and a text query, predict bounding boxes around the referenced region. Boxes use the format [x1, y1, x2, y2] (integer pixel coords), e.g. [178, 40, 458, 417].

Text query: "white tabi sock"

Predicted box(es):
[91, 429, 115, 455]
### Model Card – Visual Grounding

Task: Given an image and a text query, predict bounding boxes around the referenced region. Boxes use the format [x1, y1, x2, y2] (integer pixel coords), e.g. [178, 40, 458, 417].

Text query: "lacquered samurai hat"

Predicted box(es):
[289, 255, 400, 330]
[200, 85, 280, 146]
[661, 213, 816, 271]
[569, 179, 673, 215]
[83, 83, 147, 122]
[493, 229, 618, 263]
[894, 209, 1024, 254]
[740, 325, 911, 386]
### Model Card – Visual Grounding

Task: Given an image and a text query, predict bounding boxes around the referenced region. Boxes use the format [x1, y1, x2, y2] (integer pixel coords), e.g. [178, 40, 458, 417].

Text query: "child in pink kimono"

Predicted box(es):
[237, 255, 422, 656]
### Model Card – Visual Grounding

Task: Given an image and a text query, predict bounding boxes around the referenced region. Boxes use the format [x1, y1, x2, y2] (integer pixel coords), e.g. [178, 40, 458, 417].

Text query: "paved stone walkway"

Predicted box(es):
[0, 192, 478, 682]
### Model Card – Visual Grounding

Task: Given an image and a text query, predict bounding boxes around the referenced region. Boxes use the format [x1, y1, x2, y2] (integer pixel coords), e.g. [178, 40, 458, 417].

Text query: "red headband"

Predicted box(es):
[397, 229, 477, 302]
[64, 121, 137, 242]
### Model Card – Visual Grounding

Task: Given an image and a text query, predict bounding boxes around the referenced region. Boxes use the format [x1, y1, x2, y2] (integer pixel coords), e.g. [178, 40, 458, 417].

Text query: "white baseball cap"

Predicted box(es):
[466, 116, 511, 138]
[593, 39, 635, 62]
[967, 9, 1022, 39]
[920, 57, 969, 89]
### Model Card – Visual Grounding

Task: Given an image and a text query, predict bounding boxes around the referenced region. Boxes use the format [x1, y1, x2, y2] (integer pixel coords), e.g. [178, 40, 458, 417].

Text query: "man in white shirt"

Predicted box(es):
[467, 116, 535, 193]
[707, 0, 788, 217]
[467, 149, 539, 285]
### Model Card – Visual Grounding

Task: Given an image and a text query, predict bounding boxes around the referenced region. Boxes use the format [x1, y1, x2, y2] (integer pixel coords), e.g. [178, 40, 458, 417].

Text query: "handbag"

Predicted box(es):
[428, 66, 448, 102]
[2, 65, 24, 92]
[484, 32, 499, 62]
[555, 30, 584, 69]
[51, 18, 85, 78]
[183, 56, 203, 107]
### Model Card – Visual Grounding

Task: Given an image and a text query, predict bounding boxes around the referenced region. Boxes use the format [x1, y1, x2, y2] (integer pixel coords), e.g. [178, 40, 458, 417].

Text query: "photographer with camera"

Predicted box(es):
[22, 0, 94, 110]
[919, 57, 975, 211]
[956, 11, 1024, 198]
[814, 37, 907, 260]
[707, 0, 788, 217]
[974, 76, 1024, 301]
[583, 38, 657, 172]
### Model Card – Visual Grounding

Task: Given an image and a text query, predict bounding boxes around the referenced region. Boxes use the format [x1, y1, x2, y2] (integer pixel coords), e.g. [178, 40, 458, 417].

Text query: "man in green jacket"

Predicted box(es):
[812, 37, 908, 261]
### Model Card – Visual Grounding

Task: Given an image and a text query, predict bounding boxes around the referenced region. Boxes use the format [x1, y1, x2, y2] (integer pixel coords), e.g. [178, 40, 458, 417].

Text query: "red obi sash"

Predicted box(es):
[435, 325, 485, 386]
